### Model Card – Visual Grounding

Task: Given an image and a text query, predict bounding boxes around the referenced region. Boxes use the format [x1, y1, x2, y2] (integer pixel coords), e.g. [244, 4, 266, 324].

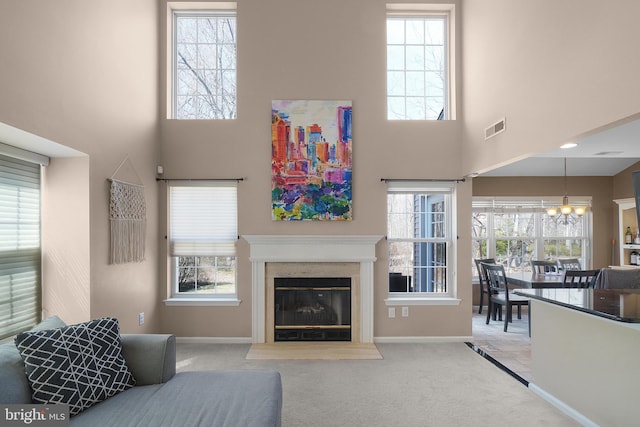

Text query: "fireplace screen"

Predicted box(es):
[274, 277, 351, 341]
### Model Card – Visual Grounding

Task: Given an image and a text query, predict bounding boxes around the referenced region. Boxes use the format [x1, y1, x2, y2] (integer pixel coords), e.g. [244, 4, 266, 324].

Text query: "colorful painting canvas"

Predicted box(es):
[271, 100, 352, 221]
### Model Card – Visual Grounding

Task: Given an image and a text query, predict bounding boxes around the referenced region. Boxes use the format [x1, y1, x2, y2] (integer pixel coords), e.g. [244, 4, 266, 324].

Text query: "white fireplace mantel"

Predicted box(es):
[243, 235, 383, 344]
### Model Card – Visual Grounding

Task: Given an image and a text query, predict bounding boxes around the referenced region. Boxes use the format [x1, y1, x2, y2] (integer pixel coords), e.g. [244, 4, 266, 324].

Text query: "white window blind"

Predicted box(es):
[0, 153, 41, 340]
[169, 183, 237, 256]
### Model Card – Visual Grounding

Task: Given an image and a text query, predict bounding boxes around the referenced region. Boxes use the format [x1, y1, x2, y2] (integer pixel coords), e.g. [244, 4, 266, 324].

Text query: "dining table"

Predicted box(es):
[506, 271, 566, 289]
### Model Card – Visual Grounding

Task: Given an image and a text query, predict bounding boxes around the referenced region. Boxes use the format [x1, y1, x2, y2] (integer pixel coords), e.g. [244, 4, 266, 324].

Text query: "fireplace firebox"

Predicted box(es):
[274, 277, 351, 341]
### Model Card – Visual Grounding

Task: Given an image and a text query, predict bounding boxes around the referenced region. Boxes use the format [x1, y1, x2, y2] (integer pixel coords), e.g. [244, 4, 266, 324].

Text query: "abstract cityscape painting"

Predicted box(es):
[271, 100, 352, 221]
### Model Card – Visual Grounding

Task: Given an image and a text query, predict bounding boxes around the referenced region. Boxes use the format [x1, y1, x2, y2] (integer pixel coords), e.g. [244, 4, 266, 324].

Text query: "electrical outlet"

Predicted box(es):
[388, 307, 396, 318]
[138, 312, 145, 325]
[402, 306, 409, 317]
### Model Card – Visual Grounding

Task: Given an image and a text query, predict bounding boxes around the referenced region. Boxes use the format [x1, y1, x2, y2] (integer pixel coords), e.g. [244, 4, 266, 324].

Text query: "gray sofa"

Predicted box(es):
[1, 317, 282, 427]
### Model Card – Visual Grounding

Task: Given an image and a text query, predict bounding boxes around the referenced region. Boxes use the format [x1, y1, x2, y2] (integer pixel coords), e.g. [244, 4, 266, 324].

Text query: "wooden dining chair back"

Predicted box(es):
[474, 258, 495, 314]
[531, 260, 558, 274]
[482, 263, 530, 333]
[562, 269, 600, 288]
[558, 258, 582, 271]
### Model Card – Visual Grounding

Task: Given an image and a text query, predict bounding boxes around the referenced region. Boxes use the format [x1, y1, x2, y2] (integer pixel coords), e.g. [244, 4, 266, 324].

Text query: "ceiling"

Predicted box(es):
[480, 118, 640, 177]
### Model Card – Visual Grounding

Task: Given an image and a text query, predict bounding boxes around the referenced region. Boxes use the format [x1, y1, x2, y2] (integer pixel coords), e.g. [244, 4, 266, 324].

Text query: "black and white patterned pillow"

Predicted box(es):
[14, 317, 135, 416]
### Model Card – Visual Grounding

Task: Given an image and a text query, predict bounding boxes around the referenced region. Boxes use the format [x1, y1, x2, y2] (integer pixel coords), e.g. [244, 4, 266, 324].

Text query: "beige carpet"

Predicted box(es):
[246, 342, 383, 360]
[176, 341, 580, 427]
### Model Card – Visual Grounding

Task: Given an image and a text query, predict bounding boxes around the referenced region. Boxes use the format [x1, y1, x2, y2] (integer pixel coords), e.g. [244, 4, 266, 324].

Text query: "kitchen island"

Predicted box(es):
[515, 288, 640, 427]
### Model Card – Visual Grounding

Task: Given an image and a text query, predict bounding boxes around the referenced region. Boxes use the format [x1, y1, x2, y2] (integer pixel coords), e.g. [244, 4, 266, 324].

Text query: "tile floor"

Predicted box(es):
[471, 306, 532, 383]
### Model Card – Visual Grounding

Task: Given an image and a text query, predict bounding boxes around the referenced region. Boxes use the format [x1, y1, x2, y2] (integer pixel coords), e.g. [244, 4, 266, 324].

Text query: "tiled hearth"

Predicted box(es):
[243, 235, 382, 344]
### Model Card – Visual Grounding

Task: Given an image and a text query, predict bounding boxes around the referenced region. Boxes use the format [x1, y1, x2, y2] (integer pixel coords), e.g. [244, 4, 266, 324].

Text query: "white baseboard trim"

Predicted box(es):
[374, 336, 473, 344]
[528, 382, 598, 427]
[175, 337, 252, 344]
[175, 336, 473, 345]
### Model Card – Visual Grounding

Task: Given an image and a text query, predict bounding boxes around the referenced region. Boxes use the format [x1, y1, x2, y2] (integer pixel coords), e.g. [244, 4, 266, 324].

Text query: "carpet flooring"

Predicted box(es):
[176, 341, 579, 427]
[246, 342, 383, 360]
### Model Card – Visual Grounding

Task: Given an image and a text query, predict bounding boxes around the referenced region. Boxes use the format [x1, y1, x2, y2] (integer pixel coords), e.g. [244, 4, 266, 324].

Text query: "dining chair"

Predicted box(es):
[482, 263, 530, 333]
[531, 260, 558, 274]
[558, 258, 582, 271]
[562, 269, 600, 288]
[474, 258, 495, 314]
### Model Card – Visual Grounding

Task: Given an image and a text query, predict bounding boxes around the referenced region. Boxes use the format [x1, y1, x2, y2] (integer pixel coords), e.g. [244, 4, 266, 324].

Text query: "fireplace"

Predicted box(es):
[274, 277, 351, 341]
[243, 235, 383, 344]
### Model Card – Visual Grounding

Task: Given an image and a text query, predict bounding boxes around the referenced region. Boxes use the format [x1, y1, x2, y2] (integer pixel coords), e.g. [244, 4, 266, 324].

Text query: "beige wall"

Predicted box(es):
[157, 0, 470, 339]
[0, 0, 160, 333]
[461, 0, 640, 176]
[41, 157, 91, 325]
[1, 0, 638, 339]
[473, 176, 614, 269]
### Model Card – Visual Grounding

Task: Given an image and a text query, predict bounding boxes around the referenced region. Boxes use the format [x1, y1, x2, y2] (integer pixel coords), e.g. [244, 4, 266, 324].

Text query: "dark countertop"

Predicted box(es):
[515, 288, 640, 323]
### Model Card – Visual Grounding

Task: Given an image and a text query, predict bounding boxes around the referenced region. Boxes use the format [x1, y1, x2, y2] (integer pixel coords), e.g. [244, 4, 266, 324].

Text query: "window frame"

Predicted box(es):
[0, 151, 45, 340]
[168, 2, 237, 120]
[472, 196, 593, 279]
[385, 181, 460, 306]
[386, 3, 456, 121]
[164, 181, 240, 307]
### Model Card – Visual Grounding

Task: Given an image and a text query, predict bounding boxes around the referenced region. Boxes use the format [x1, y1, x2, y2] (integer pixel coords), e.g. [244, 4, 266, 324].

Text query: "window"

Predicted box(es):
[167, 182, 238, 305]
[0, 153, 42, 340]
[171, 4, 237, 119]
[386, 5, 454, 120]
[387, 182, 456, 300]
[472, 197, 592, 278]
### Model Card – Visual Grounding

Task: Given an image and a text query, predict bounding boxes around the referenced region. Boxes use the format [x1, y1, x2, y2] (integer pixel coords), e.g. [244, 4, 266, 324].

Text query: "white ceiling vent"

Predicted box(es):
[485, 118, 506, 140]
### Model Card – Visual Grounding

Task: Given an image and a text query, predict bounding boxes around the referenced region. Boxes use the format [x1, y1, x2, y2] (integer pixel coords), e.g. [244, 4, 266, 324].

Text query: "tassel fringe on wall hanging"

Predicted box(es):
[108, 156, 146, 264]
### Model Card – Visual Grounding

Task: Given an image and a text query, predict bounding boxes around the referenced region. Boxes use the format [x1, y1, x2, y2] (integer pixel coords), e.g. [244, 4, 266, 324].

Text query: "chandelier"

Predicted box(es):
[546, 158, 586, 223]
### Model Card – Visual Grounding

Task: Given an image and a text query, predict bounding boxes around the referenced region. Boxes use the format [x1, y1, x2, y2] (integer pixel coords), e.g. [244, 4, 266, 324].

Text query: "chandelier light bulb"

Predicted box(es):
[560, 204, 573, 216]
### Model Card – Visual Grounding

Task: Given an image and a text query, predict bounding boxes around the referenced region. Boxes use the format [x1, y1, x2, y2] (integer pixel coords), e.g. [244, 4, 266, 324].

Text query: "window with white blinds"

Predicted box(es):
[168, 182, 238, 298]
[169, 183, 237, 256]
[0, 154, 42, 340]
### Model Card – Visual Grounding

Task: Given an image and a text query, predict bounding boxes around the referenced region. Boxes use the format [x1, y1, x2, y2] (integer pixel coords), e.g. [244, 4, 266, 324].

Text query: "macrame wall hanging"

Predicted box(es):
[108, 156, 146, 264]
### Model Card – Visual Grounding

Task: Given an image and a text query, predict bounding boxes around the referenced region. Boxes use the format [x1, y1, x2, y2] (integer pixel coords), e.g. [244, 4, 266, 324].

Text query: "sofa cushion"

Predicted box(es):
[0, 342, 32, 403]
[29, 315, 67, 332]
[0, 316, 68, 404]
[14, 317, 135, 415]
[70, 371, 283, 427]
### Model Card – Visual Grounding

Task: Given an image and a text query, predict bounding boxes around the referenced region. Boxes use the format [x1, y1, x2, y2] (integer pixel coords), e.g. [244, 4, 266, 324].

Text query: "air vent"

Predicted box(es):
[485, 118, 506, 140]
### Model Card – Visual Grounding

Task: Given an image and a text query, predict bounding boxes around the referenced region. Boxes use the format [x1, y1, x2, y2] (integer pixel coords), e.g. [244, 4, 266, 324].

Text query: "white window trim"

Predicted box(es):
[386, 180, 458, 303]
[166, 2, 237, 120]
[165, 180, 240, 306]
[472, 196, 593, 272]
[164, 298, 241, 307]
[386, 3, 456, 120]
[385, 296, 461, 306]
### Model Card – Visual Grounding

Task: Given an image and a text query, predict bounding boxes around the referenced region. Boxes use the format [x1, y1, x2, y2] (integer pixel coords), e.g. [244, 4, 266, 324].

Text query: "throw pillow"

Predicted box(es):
[14, 317, 135, 416]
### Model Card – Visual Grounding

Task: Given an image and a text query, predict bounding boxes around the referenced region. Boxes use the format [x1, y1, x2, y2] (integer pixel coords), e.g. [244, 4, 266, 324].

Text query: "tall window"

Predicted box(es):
[472, 197, 592, 277]
[168, 183, 237, 299]
[387, 182, 455, 296]
[171, 6, 237, 119]
[0, 154, 42, 340]
[386, 5, 453, 120]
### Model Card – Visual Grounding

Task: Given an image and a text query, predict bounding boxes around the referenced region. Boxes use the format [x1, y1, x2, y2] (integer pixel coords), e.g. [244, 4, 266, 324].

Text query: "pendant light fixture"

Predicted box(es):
[546, 158, 586, 223]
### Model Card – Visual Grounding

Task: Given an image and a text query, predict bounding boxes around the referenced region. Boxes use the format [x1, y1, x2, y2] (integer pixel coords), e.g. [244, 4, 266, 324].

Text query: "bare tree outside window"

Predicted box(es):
[387, 16, 447, 120]
[174, 13, 237, 119]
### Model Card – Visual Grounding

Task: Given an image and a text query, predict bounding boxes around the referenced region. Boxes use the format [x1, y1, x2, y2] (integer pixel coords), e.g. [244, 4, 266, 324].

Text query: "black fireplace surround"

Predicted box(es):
[274, 277, 351, 341]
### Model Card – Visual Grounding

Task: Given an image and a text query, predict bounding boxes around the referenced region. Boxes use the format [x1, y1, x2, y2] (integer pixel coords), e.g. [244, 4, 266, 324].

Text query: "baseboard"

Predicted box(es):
[175, 336, 252, 344]
[176, 336, 473, 344]
[528, 383, 598, 427]
[374, 336, 473, 344]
